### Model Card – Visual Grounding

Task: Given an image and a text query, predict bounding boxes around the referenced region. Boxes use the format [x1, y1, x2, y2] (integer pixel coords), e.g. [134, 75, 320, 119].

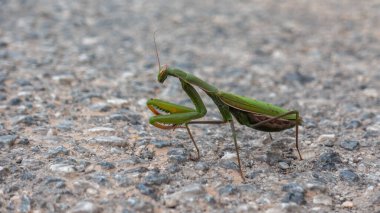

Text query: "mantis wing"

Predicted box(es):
[218, 92, 297, 120]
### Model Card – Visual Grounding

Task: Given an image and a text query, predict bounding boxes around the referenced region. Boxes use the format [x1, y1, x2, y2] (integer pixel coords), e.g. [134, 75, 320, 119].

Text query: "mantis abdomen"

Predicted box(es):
[229, 107, 297, 132]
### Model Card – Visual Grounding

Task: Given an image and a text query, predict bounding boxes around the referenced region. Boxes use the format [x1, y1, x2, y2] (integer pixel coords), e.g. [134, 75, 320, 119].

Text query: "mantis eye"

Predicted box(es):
[159, 65, 168, 75]
[157, 65, 168, 83]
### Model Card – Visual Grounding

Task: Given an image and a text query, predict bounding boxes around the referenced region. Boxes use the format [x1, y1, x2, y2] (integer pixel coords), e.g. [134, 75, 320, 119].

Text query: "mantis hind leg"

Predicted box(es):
[230, 120, 245, 181]
[295, 112, 302, 160]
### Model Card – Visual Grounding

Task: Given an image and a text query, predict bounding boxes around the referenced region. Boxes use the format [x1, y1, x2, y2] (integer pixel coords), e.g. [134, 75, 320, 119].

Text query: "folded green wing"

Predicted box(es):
[218, 92, 296, 120]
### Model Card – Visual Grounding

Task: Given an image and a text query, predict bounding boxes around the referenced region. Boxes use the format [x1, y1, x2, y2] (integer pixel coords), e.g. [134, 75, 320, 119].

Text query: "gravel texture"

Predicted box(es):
[1, 0, 379, 212]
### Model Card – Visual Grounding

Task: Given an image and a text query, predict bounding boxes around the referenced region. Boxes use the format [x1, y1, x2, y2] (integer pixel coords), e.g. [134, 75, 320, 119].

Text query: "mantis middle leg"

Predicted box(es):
[187, 120, 245, 181]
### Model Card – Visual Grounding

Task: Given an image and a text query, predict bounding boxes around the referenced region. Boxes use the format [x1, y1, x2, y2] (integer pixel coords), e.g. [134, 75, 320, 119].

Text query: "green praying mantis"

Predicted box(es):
[147, 35, 303, 181]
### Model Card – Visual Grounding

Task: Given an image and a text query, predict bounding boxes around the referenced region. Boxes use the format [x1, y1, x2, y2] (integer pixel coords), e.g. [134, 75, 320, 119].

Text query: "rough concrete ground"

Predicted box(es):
[0, 0, 379, 212]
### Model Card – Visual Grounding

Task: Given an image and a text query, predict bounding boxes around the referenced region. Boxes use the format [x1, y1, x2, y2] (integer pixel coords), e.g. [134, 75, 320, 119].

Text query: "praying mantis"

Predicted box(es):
[147, 35, 303, 181]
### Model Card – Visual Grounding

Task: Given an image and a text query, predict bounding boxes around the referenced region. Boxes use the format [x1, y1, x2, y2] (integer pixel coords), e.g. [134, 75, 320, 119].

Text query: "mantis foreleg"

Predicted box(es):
[148, 79, 208, 159]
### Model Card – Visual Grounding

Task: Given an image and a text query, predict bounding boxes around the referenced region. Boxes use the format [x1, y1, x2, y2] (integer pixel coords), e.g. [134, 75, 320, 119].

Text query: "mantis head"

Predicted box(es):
[158, 64, 169, 83]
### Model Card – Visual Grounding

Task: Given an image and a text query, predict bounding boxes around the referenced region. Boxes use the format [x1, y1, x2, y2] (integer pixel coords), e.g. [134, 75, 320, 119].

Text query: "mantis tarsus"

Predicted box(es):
[147, 35, 303, 181]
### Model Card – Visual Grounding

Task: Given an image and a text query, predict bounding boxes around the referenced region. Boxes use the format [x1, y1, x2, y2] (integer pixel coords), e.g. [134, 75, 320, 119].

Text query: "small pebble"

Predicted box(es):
[164, 184, 206, 204]
[204, 195, 216, 204]
[372, 193, 380, 205]
[47, 146, 69, 158]
[56, 120, 73, 131]
[89, 172, 109, 186]
[15, 157, 22, 163]
[18, 138, 29, 145]
[0, 93, 6, 101]
[339, 169, 359, 183]
[218, 184, 239, 196]
[89, 136, 127, 147]
[82, 37, 99, 45]
[86, 127, 115, 133]
[165, 164, 180, 173]
[20, 171, 35, 181]
[109, 113, 128, 122]
[278, 161, 290, 169]
[179, 184, 205, 197]
[365, 124, 380, 137]
[0, 166, 10, 179]
[305, 182, 327, 193]
[164, 198, 178, 208]
[341, 201, 354, 208]
[282, 183, 304, 193]
[97, 161, 115, 170]
[221, 152, 237, 160]
[167, 148, 188, 163]
[126, 197, 154, 213]
[21, 158, 44, 170]
[151, 140, 171, 148]
[126, 167, 149, 174]
[46, 128, 58, 136]
[265, 151, 283, 166]
[246, 170, 263, 179]
[136, 183, 157, 199]
[114, 172, 133, 187]
[139, 149, 155, 160]
[68, 201, 101, 213]
[282, 192, 306, 205]
[44, 177, 66, 188]
[143, 171, 170, 186]
[316, 151, 341, 171]
[313, 194, 333, 206]
[264, 203, 302, 213]
[362, 88, 378, 98]
[52, 74, 75, 85]
[344, 120, 361, 129]
[89, 103, 111, 112]
[194, 162, 209, 172]
[20, 195, 31, 213]
[9, 97, 22, 106]
[219, 160, 239, 170]
[340, 140, 359, 151]
[283, 71, 314, 84]
[281, 183, 305, 205]
[0, 135, 18, 148]
[107, 98, 128, 107]
[236, 202, 259, 212]
[13, 115, 42, 126]
[357, 163, 366, 172]
[316, 134, 336, 146]
[50, 163, 76, 173]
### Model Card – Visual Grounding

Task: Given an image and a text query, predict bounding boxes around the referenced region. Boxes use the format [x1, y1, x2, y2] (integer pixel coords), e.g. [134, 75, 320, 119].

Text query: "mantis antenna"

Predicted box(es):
[153, 32, 161, 69]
